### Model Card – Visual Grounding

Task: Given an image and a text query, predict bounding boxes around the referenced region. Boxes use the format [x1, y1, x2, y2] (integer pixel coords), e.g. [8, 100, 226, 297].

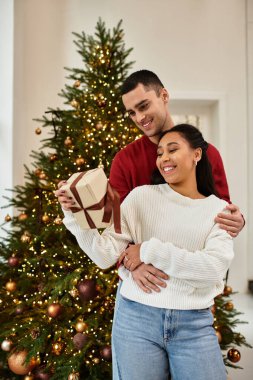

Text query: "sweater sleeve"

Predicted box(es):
[207, 144, 230, 202]
[63, 209, 133, 270]
[140, 222, 234, 286]
[109, 153, 131, 203]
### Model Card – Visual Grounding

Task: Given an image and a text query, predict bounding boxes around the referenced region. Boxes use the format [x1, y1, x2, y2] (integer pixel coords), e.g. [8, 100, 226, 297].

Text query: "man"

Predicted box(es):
[109, 69, 244, 293]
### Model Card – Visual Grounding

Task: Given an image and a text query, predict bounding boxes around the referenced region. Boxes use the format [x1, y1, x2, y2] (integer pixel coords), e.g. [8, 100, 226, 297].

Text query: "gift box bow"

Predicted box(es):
[69, 171, 121, 233]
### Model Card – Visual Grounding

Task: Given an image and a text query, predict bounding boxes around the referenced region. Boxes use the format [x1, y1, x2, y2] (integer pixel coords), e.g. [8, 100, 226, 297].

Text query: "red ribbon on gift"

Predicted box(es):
[69, 171, 121, 234]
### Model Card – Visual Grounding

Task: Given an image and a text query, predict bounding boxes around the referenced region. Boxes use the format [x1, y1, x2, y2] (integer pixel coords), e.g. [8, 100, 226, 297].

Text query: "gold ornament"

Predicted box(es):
[69, 288, 78, 298]
[223, 285, 232, 296]
[1, 339, 13, 351]
[35, 127, 42, 135]
[75, 321, 88, 333]
[73, 80, 81, 88]
[18, 212, 28, 221]
[70, 99, 79, 108]
[93, 358, 100, 364]
[47, 303, 62, 318]
[5, 214, 12, 222]
[54, 215, 62, 225]
[49, 153, 58, 162]
[68, 372, 80, 380]
[24, 375, 34, 380]
[39, 171, 47, 180]
[211, 305, 216, 314]
[227, 348, 241, 363]
[7, 350, 36, 375]
[64, 136, 72, 147]
[75, 157, 85, 166]
[34, 168, 42, 177]
[21, 232, 31, 243]
[52, 340, 65, 355]
[215, 331, 222, 343]
[42, 213, 50, 224]
[96, 122, 103, 130]
[225, 301, 234, 311]
[6, 280, 17, 292]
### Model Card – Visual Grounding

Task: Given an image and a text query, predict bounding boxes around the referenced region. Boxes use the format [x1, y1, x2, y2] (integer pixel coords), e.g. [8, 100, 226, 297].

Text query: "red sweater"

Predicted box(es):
[110, 135, 230, 203]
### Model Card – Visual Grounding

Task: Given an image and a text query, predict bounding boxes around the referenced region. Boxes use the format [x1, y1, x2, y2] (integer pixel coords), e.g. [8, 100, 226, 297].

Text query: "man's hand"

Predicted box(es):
[131, 263, 169, 293]
[214, 203, 245, 238]
[118, 244, 142, 271]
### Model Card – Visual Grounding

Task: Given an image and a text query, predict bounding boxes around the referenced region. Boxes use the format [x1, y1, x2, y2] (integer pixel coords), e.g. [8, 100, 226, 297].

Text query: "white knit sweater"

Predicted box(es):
[63, 184, 234, 310]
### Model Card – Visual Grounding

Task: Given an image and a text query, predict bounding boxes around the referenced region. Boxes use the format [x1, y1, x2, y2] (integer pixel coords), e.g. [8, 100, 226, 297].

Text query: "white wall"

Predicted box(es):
[1, 0, 251, 292]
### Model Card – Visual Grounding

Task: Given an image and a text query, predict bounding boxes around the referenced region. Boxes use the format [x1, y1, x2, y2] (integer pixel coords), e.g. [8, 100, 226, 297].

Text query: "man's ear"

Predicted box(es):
[161, 88, 169, 103]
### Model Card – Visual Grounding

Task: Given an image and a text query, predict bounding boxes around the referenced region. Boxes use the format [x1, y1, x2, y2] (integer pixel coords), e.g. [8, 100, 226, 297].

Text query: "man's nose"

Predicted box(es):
[136, 111, 145, 124]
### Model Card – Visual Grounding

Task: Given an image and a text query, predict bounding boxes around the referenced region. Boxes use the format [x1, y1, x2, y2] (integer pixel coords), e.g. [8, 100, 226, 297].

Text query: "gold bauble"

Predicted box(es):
[223, 285, 232, 296]
[39, 171, 47, 180]
[49, 153, 58, 162]
[5, 214, 12, 222]
[35, 127, 42, 135]
[68, 372, 80, 380]
[42, 213, 50, 223]
[64, 136, 72, 147]
[18, 212, 28, 221]
[93, 358, 100, 364]
[6, 280, 17, 292]
[69, 288, 78, 298]
[52, 340, 65, 355]
[47, 303, 62, 318]
[75, 157, 85, 166]
[73, 80, 81, 88]
[24, 375, 34, 380]
[70, 99, 79, 108]
[225, 301, 234, 311]
[54, 215, 62, 225]
[75, 321, 88, 333]
[1, 339, 13, 351]
[96, 122, 103, 130]
[215, 331, 222, 343]
[34, 168, 42, 177]
[7, 350, 36, 375]
[21, 232, 31, 243]
[227, 348, 241, 363]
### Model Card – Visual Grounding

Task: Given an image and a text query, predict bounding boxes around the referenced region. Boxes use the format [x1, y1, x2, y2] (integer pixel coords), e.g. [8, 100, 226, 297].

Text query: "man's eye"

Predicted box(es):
[139, 103, 149, 111]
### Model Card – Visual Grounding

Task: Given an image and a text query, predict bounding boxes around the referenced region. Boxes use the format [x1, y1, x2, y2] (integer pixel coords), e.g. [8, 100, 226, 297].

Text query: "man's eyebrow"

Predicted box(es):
[125, 99, 149, 113]
[157, 142, 179, 149]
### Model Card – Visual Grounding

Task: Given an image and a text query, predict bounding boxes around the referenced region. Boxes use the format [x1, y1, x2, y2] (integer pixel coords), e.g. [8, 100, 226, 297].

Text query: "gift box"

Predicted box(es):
[61, 168, 121, 232]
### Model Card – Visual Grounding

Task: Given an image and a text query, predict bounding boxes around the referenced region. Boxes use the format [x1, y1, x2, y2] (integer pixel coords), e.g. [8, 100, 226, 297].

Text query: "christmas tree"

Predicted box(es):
[0, 18, 251, 380]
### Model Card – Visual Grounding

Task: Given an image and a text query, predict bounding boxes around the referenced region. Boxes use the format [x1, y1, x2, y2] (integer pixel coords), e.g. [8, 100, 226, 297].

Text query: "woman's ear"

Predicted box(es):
[194, 147, 202, 164]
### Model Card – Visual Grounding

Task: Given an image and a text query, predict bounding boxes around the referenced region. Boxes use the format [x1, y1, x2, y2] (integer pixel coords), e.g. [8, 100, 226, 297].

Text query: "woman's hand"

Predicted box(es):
[54, 180, 75, 211]
[119, 244, 142, 271]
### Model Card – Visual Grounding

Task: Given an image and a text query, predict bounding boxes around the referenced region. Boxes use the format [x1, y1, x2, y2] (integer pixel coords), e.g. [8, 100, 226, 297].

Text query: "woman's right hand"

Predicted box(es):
[54, 180, 75, 211]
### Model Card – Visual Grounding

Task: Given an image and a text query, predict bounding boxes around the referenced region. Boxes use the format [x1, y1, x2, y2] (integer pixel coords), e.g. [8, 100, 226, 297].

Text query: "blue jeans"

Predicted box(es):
[112, 292, 226, 380]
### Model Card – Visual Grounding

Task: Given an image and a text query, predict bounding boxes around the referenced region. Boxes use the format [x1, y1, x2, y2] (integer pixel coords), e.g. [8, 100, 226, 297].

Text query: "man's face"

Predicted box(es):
[122, 83, 170, 142]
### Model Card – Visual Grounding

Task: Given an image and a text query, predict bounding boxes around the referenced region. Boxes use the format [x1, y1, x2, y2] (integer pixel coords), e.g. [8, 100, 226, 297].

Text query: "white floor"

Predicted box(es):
[226, 293, 253, 380]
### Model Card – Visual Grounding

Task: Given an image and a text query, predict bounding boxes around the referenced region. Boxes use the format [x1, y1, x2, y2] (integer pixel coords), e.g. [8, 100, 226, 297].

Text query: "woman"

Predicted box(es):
[59, 124, 233, 380]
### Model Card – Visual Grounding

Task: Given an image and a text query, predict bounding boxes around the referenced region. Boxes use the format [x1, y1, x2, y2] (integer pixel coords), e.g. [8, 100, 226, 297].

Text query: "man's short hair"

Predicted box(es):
[121, 70, 164, 96]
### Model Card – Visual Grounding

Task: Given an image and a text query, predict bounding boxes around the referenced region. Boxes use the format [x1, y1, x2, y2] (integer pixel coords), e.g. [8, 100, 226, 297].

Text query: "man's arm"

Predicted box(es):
[207, 144, 244, 236]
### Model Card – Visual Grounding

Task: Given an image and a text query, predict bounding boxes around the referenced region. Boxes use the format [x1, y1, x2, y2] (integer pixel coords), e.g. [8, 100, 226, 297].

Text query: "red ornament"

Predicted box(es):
[77, 279, 98, 302]
[100, 345, 112, 361]
[73, 333, 89, 350]
[8, 256, 20, 267]
[227, 348, 241, 363]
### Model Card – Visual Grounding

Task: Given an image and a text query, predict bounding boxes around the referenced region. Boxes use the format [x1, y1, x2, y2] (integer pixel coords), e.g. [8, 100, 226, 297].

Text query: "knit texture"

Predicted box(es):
[63, 184, 234, 310]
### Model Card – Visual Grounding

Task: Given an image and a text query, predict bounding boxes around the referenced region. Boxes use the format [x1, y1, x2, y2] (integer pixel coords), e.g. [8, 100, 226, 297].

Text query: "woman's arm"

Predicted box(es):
[63, 210, 132, 269]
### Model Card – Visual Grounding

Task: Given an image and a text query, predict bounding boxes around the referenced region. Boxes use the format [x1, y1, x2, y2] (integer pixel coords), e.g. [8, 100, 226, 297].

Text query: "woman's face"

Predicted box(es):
[156, 131, 201, 186]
